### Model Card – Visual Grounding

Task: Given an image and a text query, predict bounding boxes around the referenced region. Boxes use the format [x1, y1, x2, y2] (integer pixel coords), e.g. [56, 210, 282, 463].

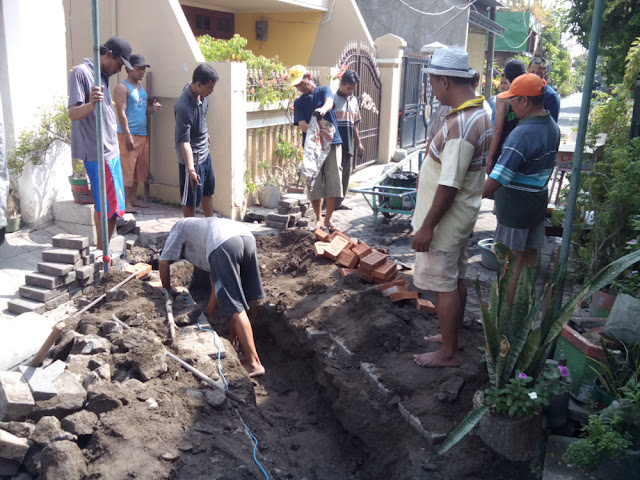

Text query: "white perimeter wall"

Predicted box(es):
[0, 0, 72, 227]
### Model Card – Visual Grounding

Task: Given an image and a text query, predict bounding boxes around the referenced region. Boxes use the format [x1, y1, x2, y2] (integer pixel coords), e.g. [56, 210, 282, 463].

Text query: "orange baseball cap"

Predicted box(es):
[498, 73, 546, 98]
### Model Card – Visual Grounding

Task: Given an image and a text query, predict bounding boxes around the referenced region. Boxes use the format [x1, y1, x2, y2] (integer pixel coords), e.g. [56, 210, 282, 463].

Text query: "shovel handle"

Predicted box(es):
[30, 321, 65, 367]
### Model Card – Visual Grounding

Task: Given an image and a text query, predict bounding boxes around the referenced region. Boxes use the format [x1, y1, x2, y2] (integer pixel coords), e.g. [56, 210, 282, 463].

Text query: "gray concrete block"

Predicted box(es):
[19, 285, 65, 303]
[265, 219, 287, 230]
[266, 213, 290, 223]
[124, 233, 139, 250]
[0, 428, 30, 463]
[30, 371, 87, 420]
[52, 200, 94, 226]
[25, 272, 63, 290]
[41, 248, 81, 265]
[45, 291, 70, 311]
[279, 198, 298, 208]
[37, 260, 80, 276]
[75, 265, 94, 280]
[109, 235, 126, 259]
[0, 372, 35, 421]
[63, 271, 77, 285]
[80, 246, 90, 258]
[287, 212, 302, 227]
[18, 367, 58, 401]
[51, 234, 89, 250]
[53, 220, 96, 245]
[7, 298, 46, 315]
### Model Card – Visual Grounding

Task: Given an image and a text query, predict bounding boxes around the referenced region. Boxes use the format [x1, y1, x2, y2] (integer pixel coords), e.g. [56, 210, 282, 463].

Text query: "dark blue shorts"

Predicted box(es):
[179, 154, 215, 208]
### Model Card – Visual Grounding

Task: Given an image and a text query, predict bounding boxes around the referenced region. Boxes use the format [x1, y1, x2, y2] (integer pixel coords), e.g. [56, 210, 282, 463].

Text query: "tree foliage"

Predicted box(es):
[566, 0, 640, 85]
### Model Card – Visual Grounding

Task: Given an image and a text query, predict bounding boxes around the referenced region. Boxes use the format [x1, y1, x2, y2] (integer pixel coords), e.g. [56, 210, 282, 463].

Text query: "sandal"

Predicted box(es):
[326, 223, 340, 234]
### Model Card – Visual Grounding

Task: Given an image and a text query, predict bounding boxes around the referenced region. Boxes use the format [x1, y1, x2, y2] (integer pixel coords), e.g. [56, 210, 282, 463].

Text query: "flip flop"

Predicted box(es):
[326, 224, 340, 234]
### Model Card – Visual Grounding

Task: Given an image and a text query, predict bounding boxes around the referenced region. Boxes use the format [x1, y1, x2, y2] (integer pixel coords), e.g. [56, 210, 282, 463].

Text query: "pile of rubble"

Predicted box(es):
[312, 228, 435, 315]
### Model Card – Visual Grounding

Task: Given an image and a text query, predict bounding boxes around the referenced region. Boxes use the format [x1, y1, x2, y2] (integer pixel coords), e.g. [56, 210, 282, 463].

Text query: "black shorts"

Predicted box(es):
[208, 236, 265, 319]
[179, 154, 215, 208]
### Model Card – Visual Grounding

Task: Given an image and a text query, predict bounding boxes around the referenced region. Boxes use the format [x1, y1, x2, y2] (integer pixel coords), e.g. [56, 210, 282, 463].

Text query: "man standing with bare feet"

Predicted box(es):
[411, 48, 492, 368]
[159, 217, 265, 377]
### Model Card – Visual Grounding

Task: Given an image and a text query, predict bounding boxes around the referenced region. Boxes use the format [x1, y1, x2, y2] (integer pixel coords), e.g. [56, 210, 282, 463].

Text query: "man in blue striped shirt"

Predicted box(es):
[483, 73, 560, 304]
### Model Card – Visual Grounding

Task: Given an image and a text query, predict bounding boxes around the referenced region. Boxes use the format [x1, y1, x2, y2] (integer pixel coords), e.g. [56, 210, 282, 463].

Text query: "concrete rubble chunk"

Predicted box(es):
[61, 410, 98, 436]
[0, 372, 35, 421]
[30, 416, 76, 448]
[70, 334, 111, 355]
[0, 458, 20, 477]
[0, 428, 30, 462]
[436, 376, 465, 403]
[25, 271, 63, 290]
[41, 248, 81, 265]
[0, 421, 36, 438]
[18, 367, 58, 401]
[205, 389, 227, 410]
[40, 440, 88, 480]
[30, 371, 87, 420]
[50, 330, 81, 363]
[51, 234, 89, 250]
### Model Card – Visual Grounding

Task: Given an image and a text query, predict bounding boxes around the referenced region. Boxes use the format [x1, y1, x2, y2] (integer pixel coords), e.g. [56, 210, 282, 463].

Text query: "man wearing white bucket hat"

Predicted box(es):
[412, 47, 492, 368]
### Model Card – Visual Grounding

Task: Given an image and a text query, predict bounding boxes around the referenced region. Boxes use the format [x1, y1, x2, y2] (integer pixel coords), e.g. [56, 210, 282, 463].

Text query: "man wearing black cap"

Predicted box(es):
[68, 37, 133, 251]
[114, 54, 162, 212]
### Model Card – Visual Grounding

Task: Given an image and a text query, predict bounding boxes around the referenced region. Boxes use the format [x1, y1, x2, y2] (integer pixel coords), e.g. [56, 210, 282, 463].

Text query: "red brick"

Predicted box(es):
[390, 291, 419, 302]
[339, 268, 358, 277]
[358, 251, 387, 273]
[373, 270, 397, 284]
[313, 242, 330, 257]
[372, 260, 397, 280]
[381, 285, 409, 297]
[378, 276, 409, 291]
[351, 243, 373, 259]
[315, 229, 330, 242]
[416, 298, 436, 314]
[337, 249, 359, 269]
[329, 231, 356, 249]
[359, 272, 374, 283]
[324, 236, 349, 261]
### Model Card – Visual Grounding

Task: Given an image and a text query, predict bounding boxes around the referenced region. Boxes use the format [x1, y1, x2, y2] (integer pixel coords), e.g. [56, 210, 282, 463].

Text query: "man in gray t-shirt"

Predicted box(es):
[68, 37, 133, 251]
[159, 217, 265, 377]
[174, 64, 218, 218]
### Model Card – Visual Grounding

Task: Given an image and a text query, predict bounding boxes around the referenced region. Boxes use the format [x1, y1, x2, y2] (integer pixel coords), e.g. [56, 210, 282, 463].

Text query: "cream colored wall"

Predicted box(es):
[308, 0, 373, 66]
[467, 32, 487, 94]
[236, 12, 322, 66]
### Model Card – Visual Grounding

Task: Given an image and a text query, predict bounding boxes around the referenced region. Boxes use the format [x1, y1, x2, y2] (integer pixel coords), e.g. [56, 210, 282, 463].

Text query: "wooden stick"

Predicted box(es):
[163, 289, 177, 347]
[30, 322, 65, 367]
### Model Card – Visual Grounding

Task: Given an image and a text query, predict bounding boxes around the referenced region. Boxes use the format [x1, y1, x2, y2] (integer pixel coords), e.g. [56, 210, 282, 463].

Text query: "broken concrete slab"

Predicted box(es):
[30, 416, 76, 448]
[40, 440, 88, 480]
[0, 313, 58, 371]
[437, 376, 465, 403]
[18, 367, 58, 401]
[30, 372, 87, 420]
[0, 421, 35, 438]
[70, 335, 111, 355]
[0, 428, 30, 462]
[175, 325, 226, 360]
[60, 410, 98, 437]
[0, 372, 35, 421]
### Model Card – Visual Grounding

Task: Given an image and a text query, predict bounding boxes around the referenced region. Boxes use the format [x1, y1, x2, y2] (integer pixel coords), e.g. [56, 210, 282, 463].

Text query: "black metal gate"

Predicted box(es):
[336, 42, 382, 170]
[398, 54, 436, 151]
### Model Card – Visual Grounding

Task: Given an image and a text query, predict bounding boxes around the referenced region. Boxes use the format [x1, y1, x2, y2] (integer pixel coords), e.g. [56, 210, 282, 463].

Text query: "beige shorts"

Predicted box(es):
[414, 241, 469, 292]
[117, 133, 149, 187]
[308, 144, 343, 201]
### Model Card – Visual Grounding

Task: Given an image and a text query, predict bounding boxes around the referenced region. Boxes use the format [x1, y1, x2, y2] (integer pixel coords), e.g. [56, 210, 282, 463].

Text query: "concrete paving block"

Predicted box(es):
[52, 200, 95, 226]
[80, 246, 90, 258]
[109, 235, 126, 259]
[75, 265, 94, 280]
[360, 362, 392, 398]
[25, 272, 63, 290]
[0, 313, 58, 371]
[63, 270, 77, 285]
[18, 285, 65, 303]
[18, 367, 58, 401]
[266, 213, 290, 223]
[0, 428, 30, 463]
[51, 234, 89, 250]
[45, 291, 70, 311]
[7, 298, 46, 315]
[53, 220, 96, 245]
[279, 198, 298, 208]
[0, 372, 35, 421]
[124, 233, 139, 250]
[265, 219, 287, 230]
[37, 260, 80, 276]
[41, 248, 81, 264]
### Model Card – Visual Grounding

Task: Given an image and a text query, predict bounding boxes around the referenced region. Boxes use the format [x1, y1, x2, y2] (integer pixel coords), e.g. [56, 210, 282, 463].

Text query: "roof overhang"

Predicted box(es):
[180, 0, 328, 13]
[473, 0, 507, 8]
[468, 10, 506, 37]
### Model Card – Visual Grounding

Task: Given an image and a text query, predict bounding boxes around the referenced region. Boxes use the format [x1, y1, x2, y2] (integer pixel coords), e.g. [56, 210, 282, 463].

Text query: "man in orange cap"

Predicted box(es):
[483, 73, 560, 304]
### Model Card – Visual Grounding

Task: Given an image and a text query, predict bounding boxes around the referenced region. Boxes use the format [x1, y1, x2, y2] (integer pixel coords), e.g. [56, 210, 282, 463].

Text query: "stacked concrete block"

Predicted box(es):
[265, 213, 290, 230]
[0, 372, 35, 421]
[7, 234, 107, 314]
[280, 193, 311, 217]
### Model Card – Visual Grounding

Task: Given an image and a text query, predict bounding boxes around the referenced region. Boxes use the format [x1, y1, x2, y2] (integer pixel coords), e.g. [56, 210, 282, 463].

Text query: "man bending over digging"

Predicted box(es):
[159, 217, 265, 377]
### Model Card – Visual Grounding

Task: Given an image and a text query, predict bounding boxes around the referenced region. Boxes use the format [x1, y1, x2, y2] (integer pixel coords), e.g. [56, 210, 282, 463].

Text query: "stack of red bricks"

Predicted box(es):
[313, 229, 436, 315]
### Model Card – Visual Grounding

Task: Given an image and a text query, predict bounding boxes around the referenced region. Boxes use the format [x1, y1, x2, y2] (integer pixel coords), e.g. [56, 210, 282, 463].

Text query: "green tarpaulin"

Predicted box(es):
[494, 11, 539, 53]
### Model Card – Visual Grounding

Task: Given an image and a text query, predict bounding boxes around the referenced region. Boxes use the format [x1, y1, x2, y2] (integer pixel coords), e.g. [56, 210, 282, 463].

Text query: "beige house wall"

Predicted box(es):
[308, 0, 373, 66]
[467, 32, 487, 94]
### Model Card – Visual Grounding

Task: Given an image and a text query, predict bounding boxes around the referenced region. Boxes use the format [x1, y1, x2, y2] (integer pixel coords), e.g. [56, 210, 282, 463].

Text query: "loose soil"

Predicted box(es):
[47, 230, 537, 479]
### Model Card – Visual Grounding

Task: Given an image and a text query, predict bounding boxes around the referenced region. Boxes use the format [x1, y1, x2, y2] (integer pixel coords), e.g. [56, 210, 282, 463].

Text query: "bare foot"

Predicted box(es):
[313, 220, 324, 230]
[424, 334, 465, 350]
[125, 205, 138, 214]
[413, 350, 460, 367]
[241, 360, 265, 377]
[131, 199, 148, 208]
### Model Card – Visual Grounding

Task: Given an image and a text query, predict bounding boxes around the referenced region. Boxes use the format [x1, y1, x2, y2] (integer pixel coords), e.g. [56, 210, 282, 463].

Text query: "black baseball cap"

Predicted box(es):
[130, 54, 150, 68]
[103, 37, 133, 69]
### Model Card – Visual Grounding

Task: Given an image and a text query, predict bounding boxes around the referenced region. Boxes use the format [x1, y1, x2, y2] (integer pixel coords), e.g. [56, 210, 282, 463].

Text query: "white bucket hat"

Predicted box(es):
[426, 47, 474, 78]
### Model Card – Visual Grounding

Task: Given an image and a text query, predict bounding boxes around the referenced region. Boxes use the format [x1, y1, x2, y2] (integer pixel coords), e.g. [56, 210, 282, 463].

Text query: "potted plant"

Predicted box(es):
[256, 159, 282, 209]
[432, 243, 640, 460]
[5, 185, 21, 233]
[588, 341, 640, 407]
[68, 162, 94, 204]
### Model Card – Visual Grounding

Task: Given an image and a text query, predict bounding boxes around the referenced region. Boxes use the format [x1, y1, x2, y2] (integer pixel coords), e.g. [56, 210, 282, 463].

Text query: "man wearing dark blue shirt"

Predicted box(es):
[290, 65, 343, 232]
[528, 58, 561, 122]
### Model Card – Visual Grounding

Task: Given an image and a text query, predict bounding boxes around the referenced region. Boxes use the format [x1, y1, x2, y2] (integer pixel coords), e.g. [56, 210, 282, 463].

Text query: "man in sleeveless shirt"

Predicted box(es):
[114, 54, 162, 213]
